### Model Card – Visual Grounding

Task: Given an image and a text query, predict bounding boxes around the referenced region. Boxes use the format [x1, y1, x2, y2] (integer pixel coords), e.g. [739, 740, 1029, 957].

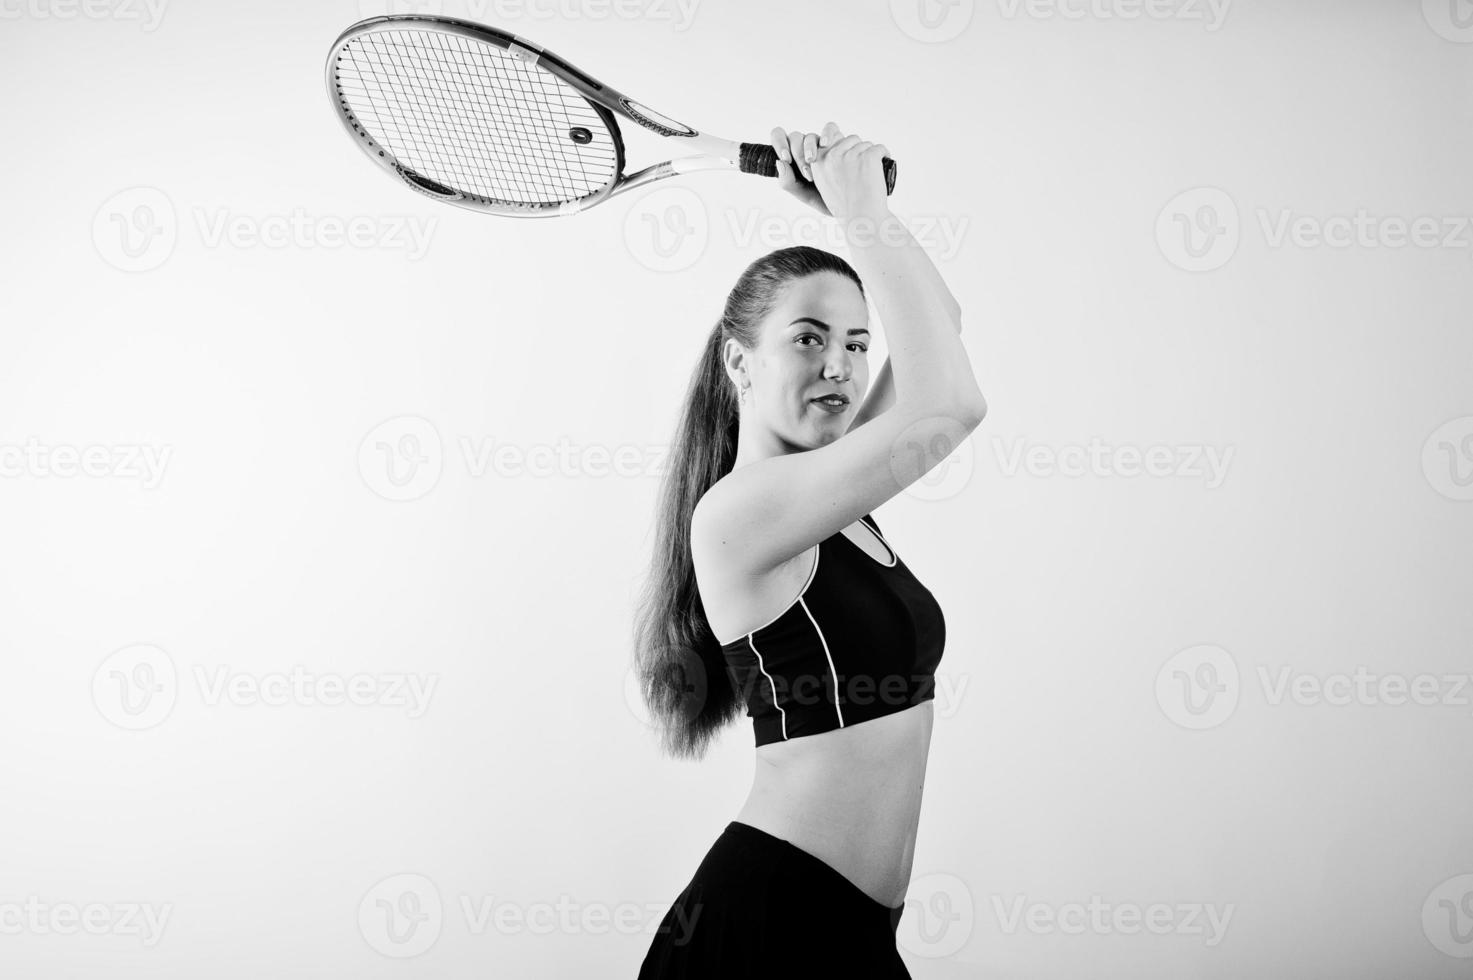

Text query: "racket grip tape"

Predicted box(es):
[738, 142, 897, 196]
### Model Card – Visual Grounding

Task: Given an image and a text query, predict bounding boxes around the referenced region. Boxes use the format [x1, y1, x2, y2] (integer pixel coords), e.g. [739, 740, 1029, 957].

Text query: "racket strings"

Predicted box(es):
[335, 28, 618, 206]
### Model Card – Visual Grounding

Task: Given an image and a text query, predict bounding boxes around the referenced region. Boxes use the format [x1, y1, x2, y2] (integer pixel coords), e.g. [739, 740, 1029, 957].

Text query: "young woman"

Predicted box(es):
[633, 122, 987, 978]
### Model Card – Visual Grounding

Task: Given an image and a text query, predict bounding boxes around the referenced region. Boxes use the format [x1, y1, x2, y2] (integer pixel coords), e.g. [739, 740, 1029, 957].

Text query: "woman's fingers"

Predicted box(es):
[825, 134, 863, 156]
[774, 124, 885, 186]
[770, 127, 797, 186]
[788, 131, 808, 178]
[804, 127, 851, 180]
[767, 123, 887, 218]
[776, 128, 810, 180]
[770, 126, 789, 161]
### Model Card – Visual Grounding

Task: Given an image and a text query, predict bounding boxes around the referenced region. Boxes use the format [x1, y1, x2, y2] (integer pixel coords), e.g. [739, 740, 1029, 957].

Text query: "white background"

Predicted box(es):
[2, 0, 1473, 976]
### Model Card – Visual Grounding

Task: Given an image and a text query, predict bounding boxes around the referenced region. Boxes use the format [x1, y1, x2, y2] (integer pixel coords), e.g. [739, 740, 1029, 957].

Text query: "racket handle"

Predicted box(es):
[738, 142, 897, 196]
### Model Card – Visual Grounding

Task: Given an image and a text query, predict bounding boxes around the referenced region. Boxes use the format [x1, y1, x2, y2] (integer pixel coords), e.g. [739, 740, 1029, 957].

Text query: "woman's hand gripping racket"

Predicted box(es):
[324, 14, 898, 218]
[771, 123, 894, 221]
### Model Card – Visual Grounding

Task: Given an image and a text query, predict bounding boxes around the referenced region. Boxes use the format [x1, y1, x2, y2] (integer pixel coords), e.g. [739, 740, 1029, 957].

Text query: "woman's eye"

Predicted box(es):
[797, 336, 866, 352]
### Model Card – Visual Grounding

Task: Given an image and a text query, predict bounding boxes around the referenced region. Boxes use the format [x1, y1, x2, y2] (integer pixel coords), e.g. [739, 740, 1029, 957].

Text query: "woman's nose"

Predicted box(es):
[823, 352, 851, 382]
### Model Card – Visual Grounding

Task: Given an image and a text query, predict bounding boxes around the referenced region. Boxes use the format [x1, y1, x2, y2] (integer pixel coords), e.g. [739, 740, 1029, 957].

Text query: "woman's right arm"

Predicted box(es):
[840, 206, 983, 416]
[693, 127, 987, 577]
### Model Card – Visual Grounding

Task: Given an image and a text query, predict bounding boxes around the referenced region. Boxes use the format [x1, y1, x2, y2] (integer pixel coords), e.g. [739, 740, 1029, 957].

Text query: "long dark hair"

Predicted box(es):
[632, 245, 865, 759]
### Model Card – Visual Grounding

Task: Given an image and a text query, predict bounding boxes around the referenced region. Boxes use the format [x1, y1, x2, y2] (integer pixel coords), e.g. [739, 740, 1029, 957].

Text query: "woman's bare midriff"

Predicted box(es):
[699, 525, 935, 910]
[734, 701, 933, 910]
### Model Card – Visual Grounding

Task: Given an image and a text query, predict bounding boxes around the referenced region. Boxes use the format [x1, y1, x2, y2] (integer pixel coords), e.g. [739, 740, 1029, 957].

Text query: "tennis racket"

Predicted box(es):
[324, 14, 897, 218]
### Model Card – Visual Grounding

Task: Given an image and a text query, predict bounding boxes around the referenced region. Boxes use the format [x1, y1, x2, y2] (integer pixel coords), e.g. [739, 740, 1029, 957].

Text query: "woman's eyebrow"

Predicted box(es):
[788, 317, 871, 337]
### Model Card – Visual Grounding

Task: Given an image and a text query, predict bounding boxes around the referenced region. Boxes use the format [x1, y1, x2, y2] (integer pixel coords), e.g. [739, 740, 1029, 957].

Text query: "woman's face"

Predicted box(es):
[741, 272, 871, 447]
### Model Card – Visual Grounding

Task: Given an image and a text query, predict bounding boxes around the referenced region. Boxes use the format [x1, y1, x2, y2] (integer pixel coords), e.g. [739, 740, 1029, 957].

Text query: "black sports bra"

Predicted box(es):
[717, 513, 946, 746]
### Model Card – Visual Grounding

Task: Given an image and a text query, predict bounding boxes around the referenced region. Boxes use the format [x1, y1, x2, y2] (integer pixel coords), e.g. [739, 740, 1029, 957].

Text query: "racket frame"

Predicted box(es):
[325, 14, 752, 217]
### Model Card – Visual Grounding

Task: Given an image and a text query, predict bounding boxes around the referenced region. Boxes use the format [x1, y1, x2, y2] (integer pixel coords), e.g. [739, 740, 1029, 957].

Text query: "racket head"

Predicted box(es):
[325, 15, 629, 217]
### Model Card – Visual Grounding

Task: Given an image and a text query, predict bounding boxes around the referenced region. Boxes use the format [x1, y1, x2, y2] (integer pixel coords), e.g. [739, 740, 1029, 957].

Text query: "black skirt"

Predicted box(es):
[638, 821, 911, 978]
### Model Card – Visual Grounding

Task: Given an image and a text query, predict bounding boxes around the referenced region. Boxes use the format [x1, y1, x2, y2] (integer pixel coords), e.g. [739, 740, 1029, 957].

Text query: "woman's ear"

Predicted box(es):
[721, 338, 748, 388]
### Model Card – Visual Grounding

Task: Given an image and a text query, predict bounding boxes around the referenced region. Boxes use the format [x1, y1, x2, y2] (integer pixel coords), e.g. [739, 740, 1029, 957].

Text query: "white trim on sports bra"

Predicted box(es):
[853, 515, 897, 568]
[718, 545, 821, 648]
